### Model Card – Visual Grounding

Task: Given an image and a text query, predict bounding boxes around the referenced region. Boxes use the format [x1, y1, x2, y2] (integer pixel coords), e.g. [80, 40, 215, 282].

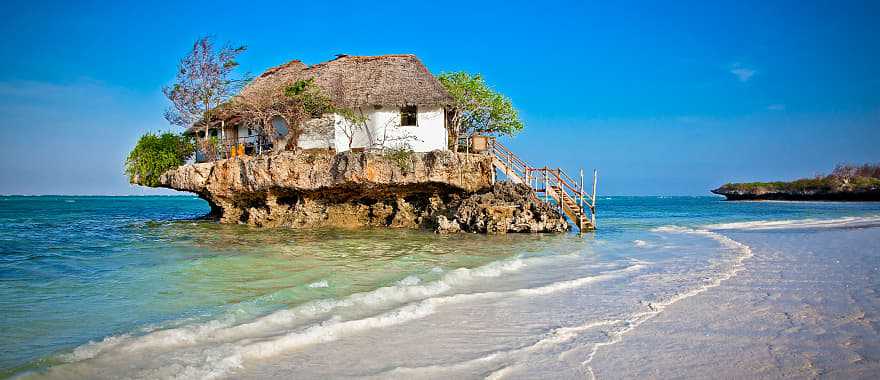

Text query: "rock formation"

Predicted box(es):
[150, 150, 569, 233]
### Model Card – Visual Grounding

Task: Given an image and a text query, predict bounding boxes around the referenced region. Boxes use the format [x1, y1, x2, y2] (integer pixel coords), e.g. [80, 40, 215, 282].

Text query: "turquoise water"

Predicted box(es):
[1, 195, 879, 378]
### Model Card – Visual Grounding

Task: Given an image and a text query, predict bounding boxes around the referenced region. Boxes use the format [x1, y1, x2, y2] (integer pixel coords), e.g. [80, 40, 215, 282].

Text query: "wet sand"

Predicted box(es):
[592, 226, 880, 379]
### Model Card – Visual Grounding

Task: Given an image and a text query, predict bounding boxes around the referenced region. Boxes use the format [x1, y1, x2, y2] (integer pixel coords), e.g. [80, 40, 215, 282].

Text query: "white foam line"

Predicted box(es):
[203, 264, 646, 380]
[363, 266, 646, 379]
[704, 215, 880, 231]
[572, 226, 754, 380]
[377, 318, 627, 379]
[60, 253, 579, 364]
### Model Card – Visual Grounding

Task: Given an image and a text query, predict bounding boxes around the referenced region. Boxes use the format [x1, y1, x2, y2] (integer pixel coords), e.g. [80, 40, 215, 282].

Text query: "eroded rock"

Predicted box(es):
[148, 151, 568, 233]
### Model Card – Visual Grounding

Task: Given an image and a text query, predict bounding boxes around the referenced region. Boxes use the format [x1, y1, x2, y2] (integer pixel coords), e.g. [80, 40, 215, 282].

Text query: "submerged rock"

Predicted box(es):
[147, 151, 569, 233]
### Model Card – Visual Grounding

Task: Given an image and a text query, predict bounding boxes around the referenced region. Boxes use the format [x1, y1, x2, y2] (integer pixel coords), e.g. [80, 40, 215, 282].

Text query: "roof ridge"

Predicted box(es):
[306, 54, 418, 69]
[241, 53, 451, 108]
[259, 59, 305, 78]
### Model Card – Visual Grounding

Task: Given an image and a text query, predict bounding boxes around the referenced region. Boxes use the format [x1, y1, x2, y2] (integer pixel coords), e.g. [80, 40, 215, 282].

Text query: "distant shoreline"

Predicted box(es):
[712, 170, 880, 202]
[711, 188, 880, 202]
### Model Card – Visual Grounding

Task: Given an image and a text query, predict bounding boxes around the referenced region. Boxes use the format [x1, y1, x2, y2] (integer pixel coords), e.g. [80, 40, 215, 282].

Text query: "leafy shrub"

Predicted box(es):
[284, 78, 333, 118]
[125, 132, 195, 186]
[384, 146, 415, 172]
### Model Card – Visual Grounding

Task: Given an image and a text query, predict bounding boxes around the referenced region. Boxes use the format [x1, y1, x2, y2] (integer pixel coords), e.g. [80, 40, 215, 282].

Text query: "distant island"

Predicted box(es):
[712, 164, 880, 201]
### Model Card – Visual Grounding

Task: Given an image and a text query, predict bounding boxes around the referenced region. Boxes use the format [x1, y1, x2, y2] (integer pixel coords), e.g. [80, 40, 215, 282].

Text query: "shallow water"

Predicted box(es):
[1, 196, 879, 378]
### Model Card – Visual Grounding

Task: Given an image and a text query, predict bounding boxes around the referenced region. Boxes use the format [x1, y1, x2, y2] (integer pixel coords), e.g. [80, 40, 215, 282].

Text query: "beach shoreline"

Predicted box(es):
[592, 223, 880, 379]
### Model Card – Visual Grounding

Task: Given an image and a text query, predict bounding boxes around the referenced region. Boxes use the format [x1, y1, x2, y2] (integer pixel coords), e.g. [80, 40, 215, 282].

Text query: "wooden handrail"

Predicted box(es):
[489, 139, 597, 230]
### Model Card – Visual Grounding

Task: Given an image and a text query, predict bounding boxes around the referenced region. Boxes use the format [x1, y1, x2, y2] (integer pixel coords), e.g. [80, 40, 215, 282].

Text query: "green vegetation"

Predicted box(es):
[125, 132, 196, 186]
[384, 146, 415, 172]
[718, 163, 880, 193]
[284, 78, 333, 117]
[438, 72, 524, 149]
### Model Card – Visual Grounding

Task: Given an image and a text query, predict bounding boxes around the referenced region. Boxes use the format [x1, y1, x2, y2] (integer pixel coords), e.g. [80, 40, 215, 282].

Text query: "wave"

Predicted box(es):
[704, 215, 880, 231]
[57, 252, 593, 363]
[556, 225, 757, 379]
[48, 256, 642, 380]
[59, 257, 528, 363]
[166, 263, 645, 380]
[378, 224, 751, 380]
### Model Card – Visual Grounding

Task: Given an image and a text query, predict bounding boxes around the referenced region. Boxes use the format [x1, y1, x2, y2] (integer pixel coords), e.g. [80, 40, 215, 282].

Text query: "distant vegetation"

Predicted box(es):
[717, 163, 880, 194]
[125, 133, 196, 186]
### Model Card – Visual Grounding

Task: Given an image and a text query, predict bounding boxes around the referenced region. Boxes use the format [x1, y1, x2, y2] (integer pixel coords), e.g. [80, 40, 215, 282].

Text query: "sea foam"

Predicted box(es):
[704, 215, 880, 231]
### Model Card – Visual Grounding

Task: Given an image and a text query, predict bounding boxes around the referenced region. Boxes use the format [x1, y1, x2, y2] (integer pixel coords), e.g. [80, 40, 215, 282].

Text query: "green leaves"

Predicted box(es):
[284, 79, 333, 118]
[438, 71, 524, 137]
[284, 78, 314, 96]
[125, 133, 196, 187]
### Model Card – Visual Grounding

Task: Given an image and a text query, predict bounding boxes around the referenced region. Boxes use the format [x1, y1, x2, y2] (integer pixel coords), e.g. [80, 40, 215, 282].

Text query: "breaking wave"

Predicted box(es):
[47, 250, 639, 379]
[60, 256, 532, 364]
[704, 215, 880, 231]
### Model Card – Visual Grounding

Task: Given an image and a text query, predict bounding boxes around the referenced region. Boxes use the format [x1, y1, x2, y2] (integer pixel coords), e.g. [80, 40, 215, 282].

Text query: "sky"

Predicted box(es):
[0, 0, 877, 195]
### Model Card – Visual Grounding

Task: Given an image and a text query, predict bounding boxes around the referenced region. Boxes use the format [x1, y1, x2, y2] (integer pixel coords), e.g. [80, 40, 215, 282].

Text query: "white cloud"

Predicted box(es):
[729, 63, 756, 82]
[766, 104, 785, 111]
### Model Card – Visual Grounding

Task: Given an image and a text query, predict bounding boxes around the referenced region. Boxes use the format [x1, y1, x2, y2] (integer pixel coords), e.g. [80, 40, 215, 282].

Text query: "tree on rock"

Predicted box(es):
[163, 36, 247, 160]
[438, 72, 524, 150]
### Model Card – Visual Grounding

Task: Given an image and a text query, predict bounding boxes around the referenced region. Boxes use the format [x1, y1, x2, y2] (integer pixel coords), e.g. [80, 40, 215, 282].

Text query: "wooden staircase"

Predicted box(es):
[487, 139, 597, 231]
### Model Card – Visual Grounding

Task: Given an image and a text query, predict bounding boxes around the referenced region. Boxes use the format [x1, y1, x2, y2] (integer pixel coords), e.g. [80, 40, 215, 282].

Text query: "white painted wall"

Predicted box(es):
[298, 116, 334, 150]
[333, 105, 447, 152]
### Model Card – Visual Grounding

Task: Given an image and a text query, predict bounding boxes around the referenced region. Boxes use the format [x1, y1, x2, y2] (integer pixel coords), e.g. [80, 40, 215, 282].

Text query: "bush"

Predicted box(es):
[384, 146, 414, 172]
[284, 78, 333, 118]
[125, 132, 195, 186]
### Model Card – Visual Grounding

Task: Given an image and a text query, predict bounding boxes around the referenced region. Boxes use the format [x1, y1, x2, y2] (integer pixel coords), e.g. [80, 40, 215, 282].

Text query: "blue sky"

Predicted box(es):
[0, 0, 877, 195]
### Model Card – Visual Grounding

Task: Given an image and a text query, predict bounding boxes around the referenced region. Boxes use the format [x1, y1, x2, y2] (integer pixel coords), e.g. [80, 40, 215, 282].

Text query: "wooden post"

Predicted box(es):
[491, 165, 496, 185]
[543, 169, 548, 202]
[579, 169, 584, 209]
[591, 169, 598, 227]
[558, 189, 563, 213]
[557, 169, 563, 212]
[505, 150, 510, 177]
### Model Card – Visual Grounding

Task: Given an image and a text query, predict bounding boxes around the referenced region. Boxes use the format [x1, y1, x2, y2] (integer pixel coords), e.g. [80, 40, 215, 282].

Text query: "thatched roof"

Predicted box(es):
[240, 54, 452, 108]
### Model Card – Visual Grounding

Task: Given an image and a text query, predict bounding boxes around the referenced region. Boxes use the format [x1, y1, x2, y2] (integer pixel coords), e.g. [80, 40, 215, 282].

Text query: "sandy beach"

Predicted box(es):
[593, 224, 880, 379]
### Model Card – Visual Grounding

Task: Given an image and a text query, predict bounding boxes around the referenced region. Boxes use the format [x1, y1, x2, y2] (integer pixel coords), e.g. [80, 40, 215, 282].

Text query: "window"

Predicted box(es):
[271, 116, 289, 137]
[210, 129, 218, 137]
[400, 105, 418, 126]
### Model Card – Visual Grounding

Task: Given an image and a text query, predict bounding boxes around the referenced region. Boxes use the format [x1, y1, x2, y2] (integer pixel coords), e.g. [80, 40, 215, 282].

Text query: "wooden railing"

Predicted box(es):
[487, 138, 598, 230]
[196, 135, 272, 162]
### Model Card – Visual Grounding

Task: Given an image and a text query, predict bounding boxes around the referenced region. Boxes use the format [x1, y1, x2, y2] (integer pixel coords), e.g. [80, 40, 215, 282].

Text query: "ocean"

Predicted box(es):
[1, 196, 879, 379]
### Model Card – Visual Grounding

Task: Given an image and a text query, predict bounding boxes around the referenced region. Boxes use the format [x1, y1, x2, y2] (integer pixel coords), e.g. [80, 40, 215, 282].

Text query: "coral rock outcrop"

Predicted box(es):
[150, 150, 569, 233]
